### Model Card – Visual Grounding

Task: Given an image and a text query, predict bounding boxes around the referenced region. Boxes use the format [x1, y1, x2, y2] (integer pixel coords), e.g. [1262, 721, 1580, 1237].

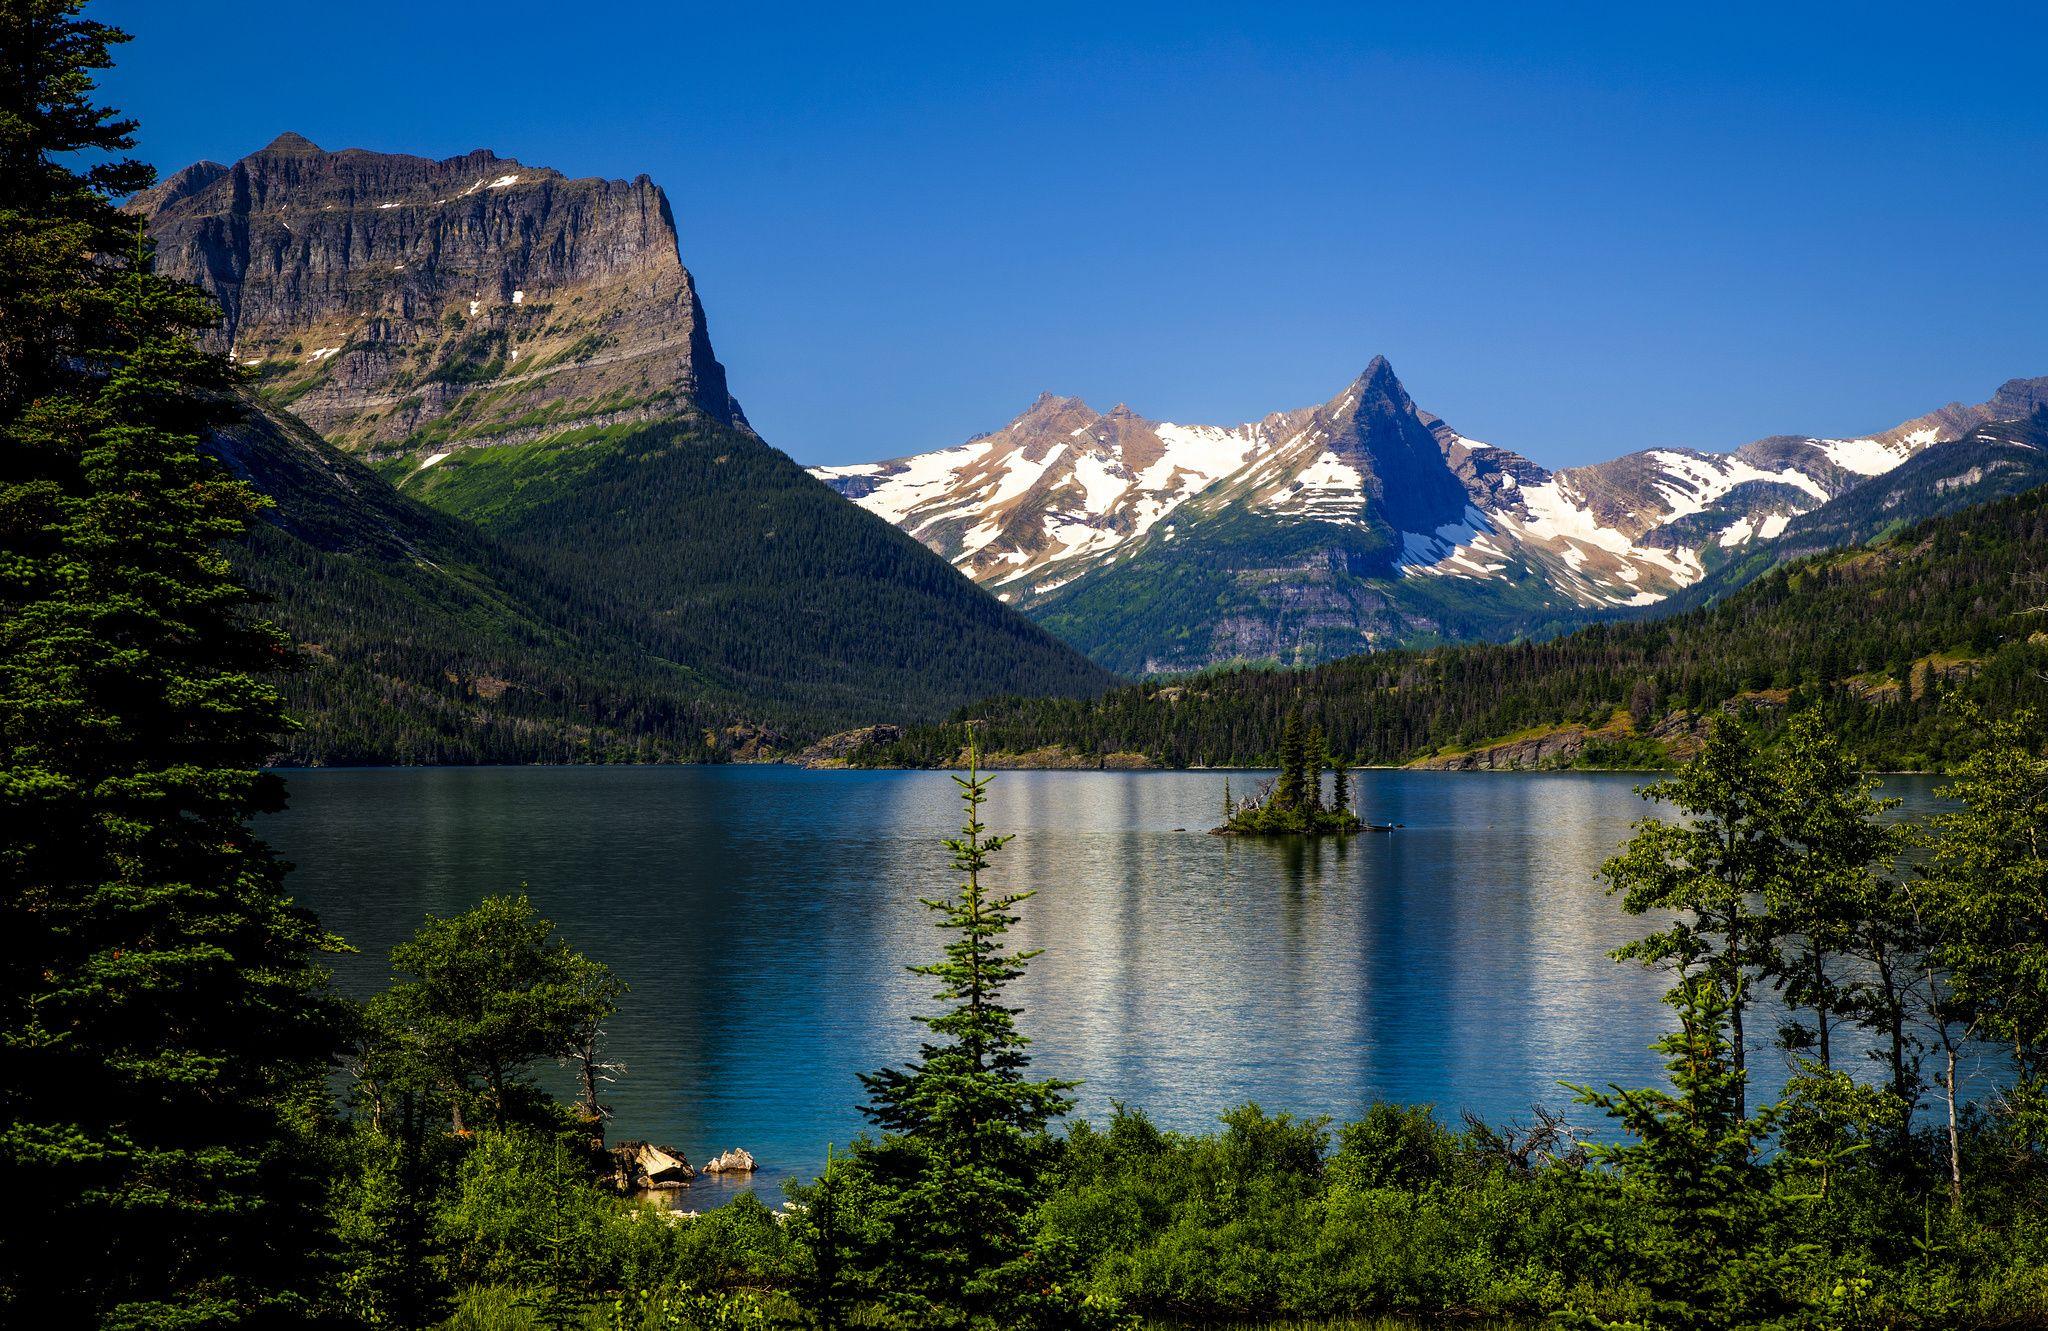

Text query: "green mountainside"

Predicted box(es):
[846, 475, 2048, 773]
[219, 397, 1112, 762]
[213, 396, 744, 763]
[382, 412, 1118, 725]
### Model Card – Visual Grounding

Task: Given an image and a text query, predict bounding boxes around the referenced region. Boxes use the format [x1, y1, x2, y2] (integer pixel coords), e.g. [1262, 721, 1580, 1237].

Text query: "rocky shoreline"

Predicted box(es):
[605, 1141, 756, 1193]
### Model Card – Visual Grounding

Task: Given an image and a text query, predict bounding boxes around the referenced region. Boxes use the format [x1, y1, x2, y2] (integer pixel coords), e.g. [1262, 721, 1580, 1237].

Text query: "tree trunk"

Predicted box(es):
[1727, 908, 1747, 1120]
[1942, 1038, 1962, 1210]
[1815, 947, 1831, 1070]
[577, 1040, 604, 1151]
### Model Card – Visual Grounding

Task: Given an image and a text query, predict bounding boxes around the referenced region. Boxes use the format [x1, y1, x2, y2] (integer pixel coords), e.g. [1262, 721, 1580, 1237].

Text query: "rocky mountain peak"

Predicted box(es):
[258, 130, 321, 154]
[1990, 375, 2048, 419]
[134, 136, 745, 454]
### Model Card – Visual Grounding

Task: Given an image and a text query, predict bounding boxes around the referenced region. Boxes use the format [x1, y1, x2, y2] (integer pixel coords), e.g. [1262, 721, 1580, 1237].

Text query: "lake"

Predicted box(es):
[262, 765, 1964, 1204]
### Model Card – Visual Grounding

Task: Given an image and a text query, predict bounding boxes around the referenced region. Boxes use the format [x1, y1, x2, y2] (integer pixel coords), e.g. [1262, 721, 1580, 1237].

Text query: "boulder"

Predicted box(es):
[609, 1140, 693, 1191]
[698, 1147, 757, 1175]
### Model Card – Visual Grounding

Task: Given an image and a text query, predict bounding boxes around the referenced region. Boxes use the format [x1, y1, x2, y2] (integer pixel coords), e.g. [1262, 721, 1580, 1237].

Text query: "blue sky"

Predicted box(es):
[100, 2, 2048, 468]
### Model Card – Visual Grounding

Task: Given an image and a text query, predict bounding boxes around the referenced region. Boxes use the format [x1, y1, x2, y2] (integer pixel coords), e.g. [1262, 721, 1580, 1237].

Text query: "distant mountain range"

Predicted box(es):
[816, 360, 2048, 673]
[137, 132, 2048, 753]
[136, 135, 1111, 759]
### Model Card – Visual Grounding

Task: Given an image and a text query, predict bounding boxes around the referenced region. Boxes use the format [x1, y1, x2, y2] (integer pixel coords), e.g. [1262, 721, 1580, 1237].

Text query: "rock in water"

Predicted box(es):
[608, 1140, 694, 1190]
[698, 1148, 756, 1175]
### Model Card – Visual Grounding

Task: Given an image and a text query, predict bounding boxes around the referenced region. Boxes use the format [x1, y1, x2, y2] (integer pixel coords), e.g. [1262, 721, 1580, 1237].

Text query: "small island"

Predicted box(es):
[1214, 711, 1362, 835]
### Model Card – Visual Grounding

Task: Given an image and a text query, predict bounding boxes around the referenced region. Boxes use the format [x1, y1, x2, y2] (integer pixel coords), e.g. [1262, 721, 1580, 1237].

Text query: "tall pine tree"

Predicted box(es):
[0, 4, 343, 1324]
[847, 736, 1106, 1329]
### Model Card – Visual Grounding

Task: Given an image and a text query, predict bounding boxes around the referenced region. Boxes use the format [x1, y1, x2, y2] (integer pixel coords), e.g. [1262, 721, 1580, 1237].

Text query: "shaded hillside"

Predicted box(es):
[846, 479, 2048, 773]
[385, 412, 1120, 723]
[212, 396, 748, 763]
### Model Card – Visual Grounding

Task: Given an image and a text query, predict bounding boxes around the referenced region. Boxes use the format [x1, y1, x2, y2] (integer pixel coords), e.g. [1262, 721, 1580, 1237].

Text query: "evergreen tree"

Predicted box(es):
[1305, 725, 1329, 816]
[1566, 978, 1806, 1330]
[847, 737, 1100, 1329]
[1330, 751, 1352, 819]
[1601, 717, 1782, 1117]
[0, 4, 344, 1323]
[1272, 710, 1307, 816]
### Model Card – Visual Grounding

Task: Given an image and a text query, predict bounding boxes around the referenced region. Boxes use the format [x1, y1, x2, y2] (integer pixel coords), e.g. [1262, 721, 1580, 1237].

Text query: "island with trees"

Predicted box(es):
[1215, 709, 1363, 835]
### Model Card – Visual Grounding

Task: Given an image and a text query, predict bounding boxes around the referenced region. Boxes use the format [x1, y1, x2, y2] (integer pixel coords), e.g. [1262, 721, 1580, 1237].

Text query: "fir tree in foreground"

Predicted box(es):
[824, 735, 1120, 1329]
[0, 2, 343, 1323]
[1565, 977, 1803, 1331]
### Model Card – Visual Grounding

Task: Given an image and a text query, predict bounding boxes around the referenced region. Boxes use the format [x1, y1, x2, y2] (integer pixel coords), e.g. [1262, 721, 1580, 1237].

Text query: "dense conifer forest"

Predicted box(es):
[215, 402, 754, 764]
[849, 478, 2048, 772]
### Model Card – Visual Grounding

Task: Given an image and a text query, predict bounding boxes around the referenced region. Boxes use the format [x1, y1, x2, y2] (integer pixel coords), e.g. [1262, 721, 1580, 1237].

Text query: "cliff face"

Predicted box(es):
[133, 132, 745, 455]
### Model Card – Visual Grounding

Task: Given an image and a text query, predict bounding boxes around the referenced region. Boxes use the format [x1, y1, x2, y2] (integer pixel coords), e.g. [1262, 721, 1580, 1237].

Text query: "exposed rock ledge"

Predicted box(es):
[791, 724, 903, 768]
[790, 729, 1159, 771]
[1410, 725, 1600, 771]
[608, 1140, 692, 1191]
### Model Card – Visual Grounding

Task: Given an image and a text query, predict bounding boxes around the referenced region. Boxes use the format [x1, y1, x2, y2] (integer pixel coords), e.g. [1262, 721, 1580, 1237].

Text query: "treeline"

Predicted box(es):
[853, 481, 2048, 771]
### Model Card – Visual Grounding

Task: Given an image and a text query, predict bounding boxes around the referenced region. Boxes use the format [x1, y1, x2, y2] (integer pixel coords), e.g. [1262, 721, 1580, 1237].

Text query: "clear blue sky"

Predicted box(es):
[99, 1, 2048, 468]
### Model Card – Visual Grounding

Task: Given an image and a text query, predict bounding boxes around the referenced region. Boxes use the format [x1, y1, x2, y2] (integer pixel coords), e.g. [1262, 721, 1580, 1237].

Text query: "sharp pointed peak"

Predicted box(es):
[1016, 390, 1093, 419]
[1356, 355, 1402, 391]
[258, 131, 322, 155]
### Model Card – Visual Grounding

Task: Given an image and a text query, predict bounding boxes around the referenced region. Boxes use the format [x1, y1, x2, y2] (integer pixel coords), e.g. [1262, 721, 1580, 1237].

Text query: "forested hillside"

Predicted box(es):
[214, 397, 750, 763]
[221, 399, 1113, 763]
[848, 478, 2048, 771]
[388, 413, 1117, 725]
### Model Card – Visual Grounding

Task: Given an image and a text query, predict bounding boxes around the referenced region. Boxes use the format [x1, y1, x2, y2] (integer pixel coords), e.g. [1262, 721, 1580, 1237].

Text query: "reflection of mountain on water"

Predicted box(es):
[263, 766, 1965, 1201]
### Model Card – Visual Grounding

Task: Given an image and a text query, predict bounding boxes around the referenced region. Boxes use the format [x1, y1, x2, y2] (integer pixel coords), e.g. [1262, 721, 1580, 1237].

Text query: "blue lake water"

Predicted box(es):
[261, 765, 1967, 1204]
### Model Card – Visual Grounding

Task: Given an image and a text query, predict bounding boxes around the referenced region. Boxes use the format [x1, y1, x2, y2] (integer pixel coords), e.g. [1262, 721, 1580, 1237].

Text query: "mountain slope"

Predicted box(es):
[846, 477, 2048, 773]
[387, 411, 1119, 721]
[210, 393, 754, 763]
[819, 362, 2048, 672]
[139, 137, 1116, 748]
[1667, 409, 2048, 610]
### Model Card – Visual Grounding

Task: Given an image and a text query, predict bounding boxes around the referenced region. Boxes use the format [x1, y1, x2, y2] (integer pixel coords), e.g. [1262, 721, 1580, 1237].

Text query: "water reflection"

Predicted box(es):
[264, 765, 1958, 1202]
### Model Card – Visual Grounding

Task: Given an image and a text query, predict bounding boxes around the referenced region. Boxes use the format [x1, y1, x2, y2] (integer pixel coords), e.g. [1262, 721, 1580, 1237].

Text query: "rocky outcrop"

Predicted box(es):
[608, 1140, 693, 1191]
[707, 723, 788, 762]
[1412, 726, 1597, 772]
[792, 724, 903, 768]
[132, 132, 746, 456]
[973, 746, 1158, 770]
[698, 1148, 756, 1175]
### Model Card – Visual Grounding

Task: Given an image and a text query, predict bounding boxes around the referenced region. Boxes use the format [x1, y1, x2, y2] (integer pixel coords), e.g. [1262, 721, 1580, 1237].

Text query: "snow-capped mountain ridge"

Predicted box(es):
[814, 363, 2048, 665]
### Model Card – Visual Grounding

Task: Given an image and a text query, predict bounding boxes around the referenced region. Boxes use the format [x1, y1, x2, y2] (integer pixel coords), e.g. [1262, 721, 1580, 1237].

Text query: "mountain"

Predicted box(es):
[136, 131, 745, 451]
[209, 392, 747, 763]
[139, 137, 1113, 757]
[1666, 408, 2048, 610]
[841, 475, 2048, 774]
[817, 361, 2048, 673]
